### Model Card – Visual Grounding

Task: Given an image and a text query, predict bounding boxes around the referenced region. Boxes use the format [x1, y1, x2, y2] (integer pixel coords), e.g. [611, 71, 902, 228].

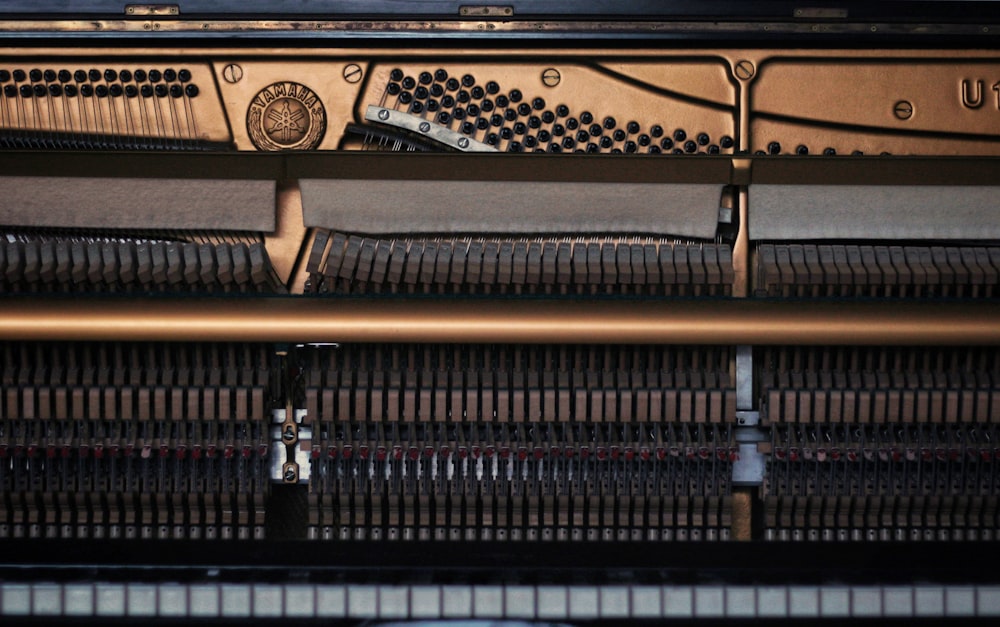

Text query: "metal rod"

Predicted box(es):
[1, 297, 998, 345]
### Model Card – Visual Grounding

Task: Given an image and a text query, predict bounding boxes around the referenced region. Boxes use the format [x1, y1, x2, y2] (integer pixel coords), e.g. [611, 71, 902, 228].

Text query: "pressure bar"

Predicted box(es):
[1, 297, 998, 345]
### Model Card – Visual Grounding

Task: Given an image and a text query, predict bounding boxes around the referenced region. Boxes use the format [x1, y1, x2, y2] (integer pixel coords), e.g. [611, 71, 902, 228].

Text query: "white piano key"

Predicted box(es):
[157, 584, 187, 617]
[378, 586, 409, 619]
[662, 586, 694, 618]
[537, 585, 568, 619]
[2, 584, 31, 615]
[756, 586, 788, 618]
[347, 585, 377, 618]
[252, 584, 283, 618]
[789, 586, 820, 617]
[64, 584, 95, 617]
[600, 586, 630, 618]
[977, 586, 1000, 615]
[820, 586, 850, 617]
[946, 587, 976, 616]
[31, 584, 62, 616]
[505, 585, 536, 619]
[96, 584, 125, 616]
[220, 584, 251, 618]
[410, 585, 441, 619]
[631, 585, 662, 618]
[852, 587, 883, 617]
[472, 585, 503, 618]
[884, 586, 914, 617]
[441, 585, 471, 618]
[283, 585, 315, 618]
[914, 586, 945, 617]
[694, 586, 725, 618]
[725, 586, 756, 618]
[315, 585, 346, 618]
[568, 585, 599, 619]
[126, 584, 157, 617]
[2, 581, 997, 620]
[189, 584, 220, 617]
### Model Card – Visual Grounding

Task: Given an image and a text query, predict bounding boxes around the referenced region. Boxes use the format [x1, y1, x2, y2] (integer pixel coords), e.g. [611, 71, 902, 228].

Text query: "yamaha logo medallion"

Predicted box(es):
[247, 81, 326, 151]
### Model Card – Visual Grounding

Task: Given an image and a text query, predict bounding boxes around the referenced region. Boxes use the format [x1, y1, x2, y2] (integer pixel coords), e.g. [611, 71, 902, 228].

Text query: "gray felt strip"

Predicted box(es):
[0, 177, 276, 232]
[750, 185, 1000, 241]
[301, 179, 722, 239]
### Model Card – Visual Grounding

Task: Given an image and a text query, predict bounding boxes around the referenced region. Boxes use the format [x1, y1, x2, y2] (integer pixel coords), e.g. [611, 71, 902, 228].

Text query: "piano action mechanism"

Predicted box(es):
[2, 3, 1000, 622]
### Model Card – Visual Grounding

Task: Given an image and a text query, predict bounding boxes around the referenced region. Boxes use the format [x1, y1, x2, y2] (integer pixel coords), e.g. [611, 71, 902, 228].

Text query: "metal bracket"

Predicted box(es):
[270, 409, 311, 484]
[365, 105, 498, 152]
[732, 440, 766, 486]
[736, 344, 754, 411]
[793, 7, 849, 19]
[733, 346, 765, 485]
[125, 4, 179, 16]
[459, 6, 514, 17]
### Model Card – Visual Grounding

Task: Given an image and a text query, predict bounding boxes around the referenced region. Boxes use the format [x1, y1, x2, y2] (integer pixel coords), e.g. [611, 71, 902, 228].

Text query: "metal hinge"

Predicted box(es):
[459, 6, 514, 17]
[793, 8, 848, 19]
[125, 4, 180, 16]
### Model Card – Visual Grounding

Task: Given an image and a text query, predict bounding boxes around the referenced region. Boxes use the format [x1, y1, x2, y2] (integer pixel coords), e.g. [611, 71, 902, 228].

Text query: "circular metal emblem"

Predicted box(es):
[247, 81, 326, 151]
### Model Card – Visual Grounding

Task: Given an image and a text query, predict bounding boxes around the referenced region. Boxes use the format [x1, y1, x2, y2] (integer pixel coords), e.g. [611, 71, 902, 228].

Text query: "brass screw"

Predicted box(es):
[734, 60, 755, 80]
[894, 100, 913, 120]
[541, 68, 561, 87]
[222, 63, 243, 84]
[343, 63, 363, 83]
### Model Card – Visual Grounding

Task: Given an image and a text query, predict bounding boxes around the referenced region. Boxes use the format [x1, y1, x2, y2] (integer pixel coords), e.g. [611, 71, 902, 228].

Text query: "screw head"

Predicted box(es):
[222, 63, 243, 84]
[282, 426, 296, 442]
[541, 68, 561, 87]
[377, 108, 390, 121]
[893, 100, 913, 120]
[457, 137, 470, 149]
[283, 468, 297, 482]
[419, 121, 431, 133]
[734, 60, 755, 80]
[343, 63, 363, 83]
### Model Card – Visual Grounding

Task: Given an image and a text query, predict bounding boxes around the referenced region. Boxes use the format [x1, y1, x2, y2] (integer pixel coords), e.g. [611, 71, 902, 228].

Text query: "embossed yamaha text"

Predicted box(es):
[247, 81, 326, 151]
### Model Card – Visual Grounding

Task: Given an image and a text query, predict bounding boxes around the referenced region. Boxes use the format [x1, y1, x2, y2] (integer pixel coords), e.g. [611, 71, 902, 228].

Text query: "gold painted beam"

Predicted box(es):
[1, 297, 998, 345]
